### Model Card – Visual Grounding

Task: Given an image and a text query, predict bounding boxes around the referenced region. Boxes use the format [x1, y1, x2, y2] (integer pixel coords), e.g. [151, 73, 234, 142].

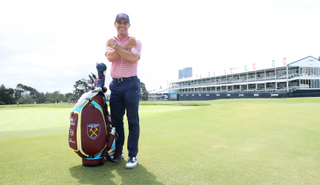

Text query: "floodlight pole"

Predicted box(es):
[286, 65, 289, 92]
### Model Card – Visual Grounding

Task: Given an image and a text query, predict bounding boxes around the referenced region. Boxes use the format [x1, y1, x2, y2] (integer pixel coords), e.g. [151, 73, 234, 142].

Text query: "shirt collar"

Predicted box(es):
[115, 34, 130, 41]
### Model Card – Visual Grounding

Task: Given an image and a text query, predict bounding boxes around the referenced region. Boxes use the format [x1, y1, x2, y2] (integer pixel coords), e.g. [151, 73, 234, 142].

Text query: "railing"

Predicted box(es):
[276, 75, 287, 80]
[266, 77, 276, 80]
[288, 74, 299, 79]
[173, 89, 295, 94]
[173, 73, 305, 89]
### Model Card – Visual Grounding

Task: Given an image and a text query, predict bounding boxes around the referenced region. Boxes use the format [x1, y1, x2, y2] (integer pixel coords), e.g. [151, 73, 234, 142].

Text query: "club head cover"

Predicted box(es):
[90, 72, 97, 86]
[88, 74, 94, 84]
[91, 72, 97, 82]
[96, 63, 107, 88]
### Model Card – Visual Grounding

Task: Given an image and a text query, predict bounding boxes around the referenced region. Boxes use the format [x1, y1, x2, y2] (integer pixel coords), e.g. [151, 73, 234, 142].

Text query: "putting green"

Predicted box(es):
[1, 98, 320, 184]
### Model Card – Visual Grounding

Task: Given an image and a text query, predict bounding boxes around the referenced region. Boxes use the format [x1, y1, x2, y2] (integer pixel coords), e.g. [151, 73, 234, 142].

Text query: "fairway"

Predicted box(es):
[1, 98, 320, 184]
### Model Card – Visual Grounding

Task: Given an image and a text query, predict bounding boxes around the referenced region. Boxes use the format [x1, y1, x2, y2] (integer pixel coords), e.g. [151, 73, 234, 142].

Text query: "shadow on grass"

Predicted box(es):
[69, 160, 163, 184]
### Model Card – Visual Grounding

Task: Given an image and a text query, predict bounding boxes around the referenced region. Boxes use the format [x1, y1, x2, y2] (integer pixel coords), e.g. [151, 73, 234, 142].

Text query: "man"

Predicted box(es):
[105, 13, 142, 169]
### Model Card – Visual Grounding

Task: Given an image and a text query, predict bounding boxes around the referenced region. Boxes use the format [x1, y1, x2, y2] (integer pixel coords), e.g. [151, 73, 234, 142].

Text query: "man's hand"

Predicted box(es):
[106, 36, 139, 64]
[123, 36, 137, 50]
[107, 38, 117, 48]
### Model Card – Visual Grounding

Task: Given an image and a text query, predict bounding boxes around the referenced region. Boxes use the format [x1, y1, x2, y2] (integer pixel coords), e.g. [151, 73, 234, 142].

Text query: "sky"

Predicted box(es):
[1, 0, 319, 94]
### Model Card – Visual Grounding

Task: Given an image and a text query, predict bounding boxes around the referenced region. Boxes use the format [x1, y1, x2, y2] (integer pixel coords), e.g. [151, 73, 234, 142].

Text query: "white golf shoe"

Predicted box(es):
[125, 157, 138, 169]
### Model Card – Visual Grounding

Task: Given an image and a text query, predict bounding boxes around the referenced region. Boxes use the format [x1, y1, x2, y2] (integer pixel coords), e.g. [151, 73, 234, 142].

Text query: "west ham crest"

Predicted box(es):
[87, 124, 101, 140]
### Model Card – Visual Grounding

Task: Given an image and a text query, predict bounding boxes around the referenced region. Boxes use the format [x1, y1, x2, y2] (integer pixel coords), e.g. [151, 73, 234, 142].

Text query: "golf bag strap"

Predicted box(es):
[105, 133, 122, 163]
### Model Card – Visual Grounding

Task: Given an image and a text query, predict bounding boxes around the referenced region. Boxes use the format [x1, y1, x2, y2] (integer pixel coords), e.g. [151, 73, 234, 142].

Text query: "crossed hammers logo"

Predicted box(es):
[87, 124, 100, 140]
[90, 127, 98, 137]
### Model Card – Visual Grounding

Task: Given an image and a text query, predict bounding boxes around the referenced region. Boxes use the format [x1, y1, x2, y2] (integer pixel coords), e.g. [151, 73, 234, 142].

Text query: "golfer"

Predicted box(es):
[105, 13, 142, 169]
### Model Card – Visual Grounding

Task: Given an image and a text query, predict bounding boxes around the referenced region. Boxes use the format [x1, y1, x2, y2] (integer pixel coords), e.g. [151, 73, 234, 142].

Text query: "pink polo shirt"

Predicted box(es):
[106, 35, 142, 78]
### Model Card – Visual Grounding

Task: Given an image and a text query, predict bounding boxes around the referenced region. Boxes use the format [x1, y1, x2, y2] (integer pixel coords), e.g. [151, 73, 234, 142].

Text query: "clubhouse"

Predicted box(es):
[168, 56, 320, 100]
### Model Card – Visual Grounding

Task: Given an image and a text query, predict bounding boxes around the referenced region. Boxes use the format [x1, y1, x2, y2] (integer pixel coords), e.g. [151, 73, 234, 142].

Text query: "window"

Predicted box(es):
[257, 84, 264, 90]
[301, 67, 309, 76]
[248, 84, 256, 89]
[267, 83, 275, 89]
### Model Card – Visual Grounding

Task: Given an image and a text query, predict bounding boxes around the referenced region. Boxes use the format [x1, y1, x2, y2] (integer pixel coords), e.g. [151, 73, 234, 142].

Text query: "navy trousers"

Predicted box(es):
[109, 76, 140, 158]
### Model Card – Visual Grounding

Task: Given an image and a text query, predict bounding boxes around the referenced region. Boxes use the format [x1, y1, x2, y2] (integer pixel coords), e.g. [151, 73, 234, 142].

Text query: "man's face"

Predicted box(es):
[114, 19, 130, 36]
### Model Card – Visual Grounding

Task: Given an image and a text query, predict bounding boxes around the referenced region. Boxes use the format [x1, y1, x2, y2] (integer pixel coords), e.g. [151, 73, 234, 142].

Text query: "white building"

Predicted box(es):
[168, 56, 320, 100]
[148, 89, 168, 101]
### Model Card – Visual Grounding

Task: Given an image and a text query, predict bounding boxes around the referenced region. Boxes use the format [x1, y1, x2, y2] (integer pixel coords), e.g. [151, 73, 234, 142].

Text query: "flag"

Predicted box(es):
[272, 60, 275, 67]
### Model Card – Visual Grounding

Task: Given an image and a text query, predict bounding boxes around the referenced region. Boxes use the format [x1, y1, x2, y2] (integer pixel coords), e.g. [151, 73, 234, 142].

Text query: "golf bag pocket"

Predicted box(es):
[107, 127, 116, 150]
[68, 96, 107, 159]
[69, 112, 78, 151]
[104, 114, 122, 163]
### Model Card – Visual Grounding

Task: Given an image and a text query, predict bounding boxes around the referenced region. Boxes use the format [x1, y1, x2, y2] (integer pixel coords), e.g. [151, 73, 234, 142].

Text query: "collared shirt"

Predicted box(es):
[106, 35, 142, 79]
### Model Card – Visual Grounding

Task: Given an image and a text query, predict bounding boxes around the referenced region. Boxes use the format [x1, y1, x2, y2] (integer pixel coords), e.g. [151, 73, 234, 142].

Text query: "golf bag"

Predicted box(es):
[68, 63, 122, 167]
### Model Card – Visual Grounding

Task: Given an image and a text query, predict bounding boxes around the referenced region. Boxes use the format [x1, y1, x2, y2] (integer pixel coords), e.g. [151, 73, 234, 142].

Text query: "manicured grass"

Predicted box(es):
[1, 98, 320, 184]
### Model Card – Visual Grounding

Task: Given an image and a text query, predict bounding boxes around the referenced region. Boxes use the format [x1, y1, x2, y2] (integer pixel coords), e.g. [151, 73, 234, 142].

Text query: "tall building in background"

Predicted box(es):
[184, 67, 192, 78]
[178, 67, 193, 79]
[178, 69, 183, 79]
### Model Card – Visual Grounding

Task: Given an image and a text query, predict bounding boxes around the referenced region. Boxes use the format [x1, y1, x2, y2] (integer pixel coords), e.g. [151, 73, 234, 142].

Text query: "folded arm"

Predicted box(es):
[105, 37, 140, 64]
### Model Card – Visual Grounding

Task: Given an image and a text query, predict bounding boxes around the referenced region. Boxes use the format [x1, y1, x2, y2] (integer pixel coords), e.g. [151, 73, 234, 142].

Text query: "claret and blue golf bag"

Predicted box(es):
[68, 63, 122, 167]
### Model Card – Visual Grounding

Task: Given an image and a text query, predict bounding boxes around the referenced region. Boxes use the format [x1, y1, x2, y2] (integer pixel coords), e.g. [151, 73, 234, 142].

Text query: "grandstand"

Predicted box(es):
[168, 56, 320, 100]
[148, 89, 168, 101]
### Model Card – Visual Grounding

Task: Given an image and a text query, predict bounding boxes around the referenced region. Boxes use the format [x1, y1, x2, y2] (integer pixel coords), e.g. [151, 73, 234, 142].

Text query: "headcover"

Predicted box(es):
[96, 63, 107, 88]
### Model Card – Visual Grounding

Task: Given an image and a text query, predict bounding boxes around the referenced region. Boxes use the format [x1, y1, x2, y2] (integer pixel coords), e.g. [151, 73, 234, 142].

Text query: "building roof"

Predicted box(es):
[287, 56, 320, 67]
[174, 56, 320, 82]
[148, 88, 169, 94]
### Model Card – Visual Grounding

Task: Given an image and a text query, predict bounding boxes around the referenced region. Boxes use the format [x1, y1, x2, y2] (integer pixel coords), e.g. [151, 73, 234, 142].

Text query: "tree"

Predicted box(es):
[14, 86, 24, 99]
[0, 84, 15, 104]
[140, 82, 148, 101]
[19, 95, 34, 104]
[35, 92, 46, 103]
[15, 83, 39, 99]
[65, 93, 77, 101]
[1, 83, 78, 104]
[45, 91, 66, 103]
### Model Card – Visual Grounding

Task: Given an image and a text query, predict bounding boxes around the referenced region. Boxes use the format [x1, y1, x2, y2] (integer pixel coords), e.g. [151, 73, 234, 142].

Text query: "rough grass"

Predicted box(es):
[1, 98, 320, 184]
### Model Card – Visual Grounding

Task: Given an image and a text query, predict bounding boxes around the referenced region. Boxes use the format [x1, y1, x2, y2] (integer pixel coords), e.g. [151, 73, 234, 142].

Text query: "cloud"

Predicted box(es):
[1, 0, 320, 93]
